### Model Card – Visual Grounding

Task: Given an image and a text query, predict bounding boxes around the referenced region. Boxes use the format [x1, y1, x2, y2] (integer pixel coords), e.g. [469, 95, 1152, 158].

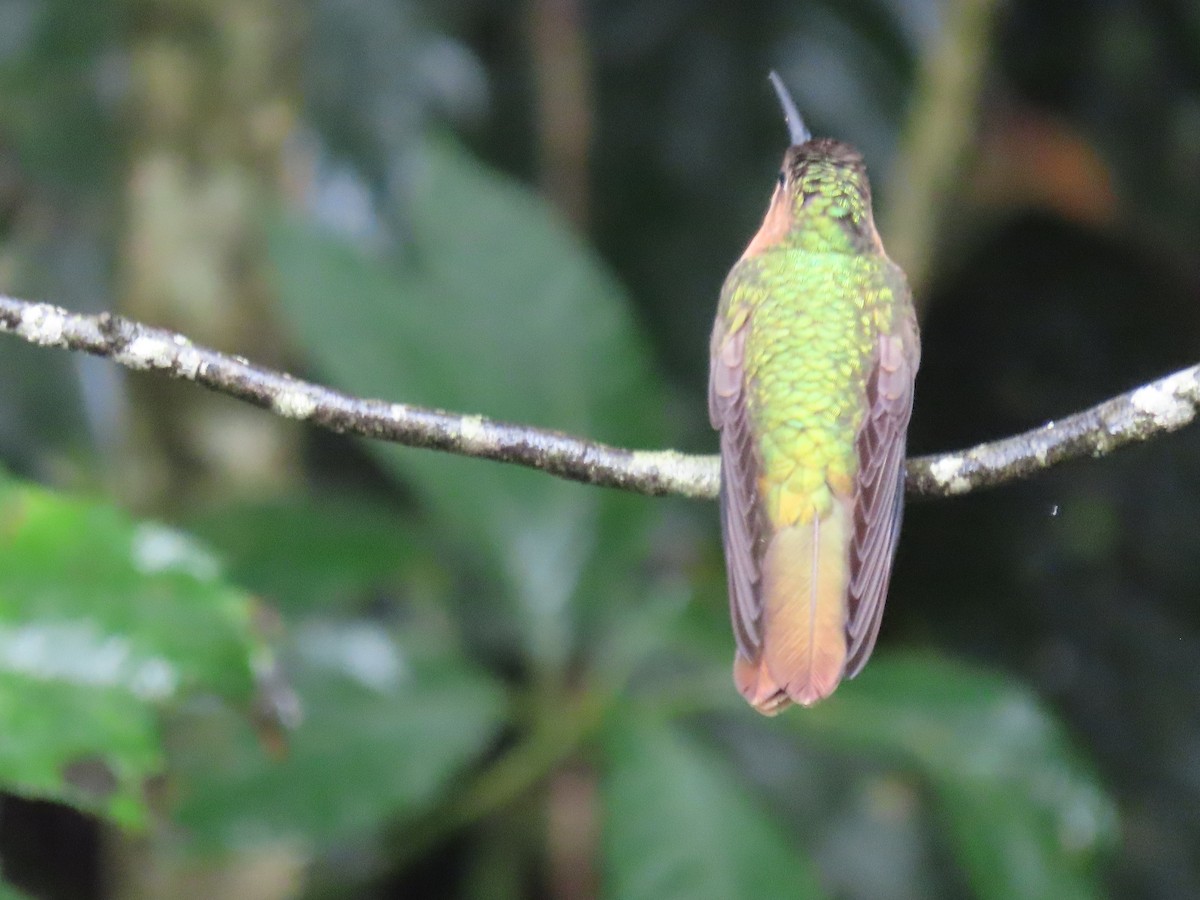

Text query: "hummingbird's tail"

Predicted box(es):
[734, 501, 850, 713]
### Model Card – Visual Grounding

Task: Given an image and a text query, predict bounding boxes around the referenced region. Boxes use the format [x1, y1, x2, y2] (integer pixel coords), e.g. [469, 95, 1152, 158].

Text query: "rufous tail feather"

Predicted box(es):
[734, 501, 850, 713]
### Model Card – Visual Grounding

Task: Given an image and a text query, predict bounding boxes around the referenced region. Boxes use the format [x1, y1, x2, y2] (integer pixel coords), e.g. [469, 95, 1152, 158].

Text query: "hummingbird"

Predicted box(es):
[709, 73, 919, 714]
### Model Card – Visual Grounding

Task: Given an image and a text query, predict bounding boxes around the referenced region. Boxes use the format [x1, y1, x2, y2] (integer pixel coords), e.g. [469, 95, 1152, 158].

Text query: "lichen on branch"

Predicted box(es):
[2, 294, 1198, 501]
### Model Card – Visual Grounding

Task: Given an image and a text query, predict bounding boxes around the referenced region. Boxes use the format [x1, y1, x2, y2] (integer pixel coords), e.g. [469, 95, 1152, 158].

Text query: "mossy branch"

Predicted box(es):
[3, 294, 1198, 500]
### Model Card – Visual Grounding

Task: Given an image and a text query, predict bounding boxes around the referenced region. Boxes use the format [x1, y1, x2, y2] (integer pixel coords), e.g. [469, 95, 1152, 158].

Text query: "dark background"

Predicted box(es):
[1, 0, 1199, 898]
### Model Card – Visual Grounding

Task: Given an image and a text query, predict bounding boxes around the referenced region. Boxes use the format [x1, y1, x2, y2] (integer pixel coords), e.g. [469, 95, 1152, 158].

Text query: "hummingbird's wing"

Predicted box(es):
[845, 275, 919, 677]
[708, 285, 764, 659]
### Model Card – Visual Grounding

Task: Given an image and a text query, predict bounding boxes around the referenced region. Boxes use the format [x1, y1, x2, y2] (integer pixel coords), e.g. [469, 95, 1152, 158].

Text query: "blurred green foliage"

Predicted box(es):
[602, 714, 825, 900]
[2, 0, 1200, 898]
[0, 471, 268, 828]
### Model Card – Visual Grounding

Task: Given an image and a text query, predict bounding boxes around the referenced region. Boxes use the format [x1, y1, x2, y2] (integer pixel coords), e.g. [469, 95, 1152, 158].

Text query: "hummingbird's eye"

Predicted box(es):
[776, 171, 787, 189]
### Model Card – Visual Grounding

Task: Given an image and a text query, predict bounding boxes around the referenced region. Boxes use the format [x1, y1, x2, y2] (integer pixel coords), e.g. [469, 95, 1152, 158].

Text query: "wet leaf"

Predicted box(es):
[0, 474, 268, 827]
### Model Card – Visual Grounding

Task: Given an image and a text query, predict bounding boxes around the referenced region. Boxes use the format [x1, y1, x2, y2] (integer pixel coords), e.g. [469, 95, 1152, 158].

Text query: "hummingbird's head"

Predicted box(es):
[741, 73, 881, 258]
[780, 138, 877, 243]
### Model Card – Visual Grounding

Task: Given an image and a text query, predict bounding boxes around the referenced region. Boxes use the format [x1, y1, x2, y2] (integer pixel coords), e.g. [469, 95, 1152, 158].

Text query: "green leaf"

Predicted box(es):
[800, 653, 1117, 900]
[270, 136, 665, 669]
[935, 781, 1100, 900]
[0, 875, 35, 900]
[173, 618, 507, 850]
[0, 475, 266, 827]
[187, 495, 433, 613]
[602, 713, 825, 900]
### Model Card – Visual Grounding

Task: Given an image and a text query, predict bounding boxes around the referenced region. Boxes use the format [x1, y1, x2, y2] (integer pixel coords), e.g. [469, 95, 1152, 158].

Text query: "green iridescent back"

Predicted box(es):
[721, 246, 899, 522]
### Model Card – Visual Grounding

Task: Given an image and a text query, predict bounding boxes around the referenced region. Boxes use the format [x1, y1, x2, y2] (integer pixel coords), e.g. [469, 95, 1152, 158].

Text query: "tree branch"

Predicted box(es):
[3, 294, 1198, 500]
